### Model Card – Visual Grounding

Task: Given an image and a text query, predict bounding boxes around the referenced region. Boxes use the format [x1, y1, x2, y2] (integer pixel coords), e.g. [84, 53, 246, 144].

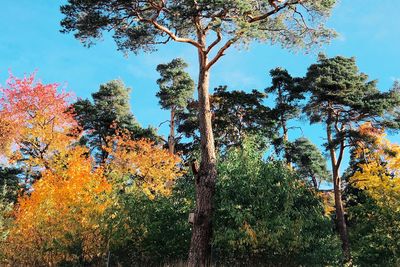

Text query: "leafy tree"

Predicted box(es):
[104, 129, 183, 199]
[266, 67, 303, 163]
[344, 124, 400, 265]
[60, 0, 337, 262]
[213, 138, 341, 265]
[349, 123, 400, 208]
[109, 177, 194, 265]
[156, 58, 195, 154]
[178, 86, 274, 154]
[0, 73, 78, 171]
[302, 55, 400, 260]
[287, 137, 330, 189]
[3, 147, 113, 266]
[73, 80, 156, 163]
[348, 195, 400, 266]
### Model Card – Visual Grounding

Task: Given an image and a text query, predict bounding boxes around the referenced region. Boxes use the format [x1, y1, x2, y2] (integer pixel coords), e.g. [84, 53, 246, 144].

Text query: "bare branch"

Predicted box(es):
[158, 119, 170, 128]
[206, 36, 239, 70]
[206, 30, 222, 54]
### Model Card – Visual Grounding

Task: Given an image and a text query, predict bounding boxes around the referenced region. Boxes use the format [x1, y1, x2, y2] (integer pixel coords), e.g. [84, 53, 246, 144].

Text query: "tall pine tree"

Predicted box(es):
[156, 58, 195, 154]
[302, 54, 400, 261]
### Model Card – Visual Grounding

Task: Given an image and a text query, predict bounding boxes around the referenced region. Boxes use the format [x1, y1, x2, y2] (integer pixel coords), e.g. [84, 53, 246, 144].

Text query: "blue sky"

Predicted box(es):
[1, 0, 399, 173]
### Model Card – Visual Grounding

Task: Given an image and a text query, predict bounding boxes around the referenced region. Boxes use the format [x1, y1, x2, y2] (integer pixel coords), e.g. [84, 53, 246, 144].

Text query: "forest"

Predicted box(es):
[0, 0, 399, 266]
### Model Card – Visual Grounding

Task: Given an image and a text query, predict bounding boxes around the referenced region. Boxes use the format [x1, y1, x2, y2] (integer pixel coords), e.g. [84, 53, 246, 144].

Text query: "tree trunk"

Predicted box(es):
[188, 51, 217, 266]
[326, 121, 351, 261]
[332, 166, 350, 261]
[168, 107, 176, 154]
[311, 175, 318, 190]
[282, 118, 291, 165]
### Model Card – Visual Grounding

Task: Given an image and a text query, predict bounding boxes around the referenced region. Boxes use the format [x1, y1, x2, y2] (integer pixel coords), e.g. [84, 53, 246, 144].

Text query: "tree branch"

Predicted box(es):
[248, 0, 302, 23]
[139, 17, 203, 49]
[206, 30, 222, 54]
[206, 0, 303, 69]
[206, 36, 239, 70]
[336, 139, 345, 171]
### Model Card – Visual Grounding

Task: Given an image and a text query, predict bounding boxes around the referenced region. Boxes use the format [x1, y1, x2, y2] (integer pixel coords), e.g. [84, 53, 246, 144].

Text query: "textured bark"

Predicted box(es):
[168, 108, 176, 154]
[332, 166, 350, 260]
[188, 49, 217, 266]
[326, 116, 351, 261]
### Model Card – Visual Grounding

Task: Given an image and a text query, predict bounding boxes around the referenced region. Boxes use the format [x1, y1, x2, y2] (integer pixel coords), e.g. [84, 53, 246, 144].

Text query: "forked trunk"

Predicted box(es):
[327, 120, 350, 261]
[188, 52, 217, 267]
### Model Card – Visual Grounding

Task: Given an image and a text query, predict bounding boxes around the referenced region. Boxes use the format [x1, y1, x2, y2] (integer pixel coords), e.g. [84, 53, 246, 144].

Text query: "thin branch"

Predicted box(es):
[147, 19, 203, 49]
[336, 139, 345, 170]
[158, 120, 170, 128]
[206, 29, 222, 54]
[248, 0, 302, 23]
[206, 36, 239, 70]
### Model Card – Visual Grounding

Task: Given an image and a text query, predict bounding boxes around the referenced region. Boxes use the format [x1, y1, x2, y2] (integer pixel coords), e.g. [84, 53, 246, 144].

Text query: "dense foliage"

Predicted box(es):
[213, 140, 341, 266]
[1, 5, 400, 262]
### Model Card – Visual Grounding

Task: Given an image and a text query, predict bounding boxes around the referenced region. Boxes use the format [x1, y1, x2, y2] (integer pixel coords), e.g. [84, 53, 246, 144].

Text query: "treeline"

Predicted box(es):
[1, 54, 400, 266]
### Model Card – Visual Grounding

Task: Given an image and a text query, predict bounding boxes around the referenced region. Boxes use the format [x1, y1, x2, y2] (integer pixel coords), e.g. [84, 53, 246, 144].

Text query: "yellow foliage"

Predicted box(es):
[105, 131, 183, 199]
[3, 147, 113, 265]
[350, 123, 400, 207]
[319, 191, 335, 216]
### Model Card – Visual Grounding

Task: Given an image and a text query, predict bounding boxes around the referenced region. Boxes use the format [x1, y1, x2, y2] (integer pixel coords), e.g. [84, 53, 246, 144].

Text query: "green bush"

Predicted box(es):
[348, 189, 400, 266]
[213, 140, 341, 266]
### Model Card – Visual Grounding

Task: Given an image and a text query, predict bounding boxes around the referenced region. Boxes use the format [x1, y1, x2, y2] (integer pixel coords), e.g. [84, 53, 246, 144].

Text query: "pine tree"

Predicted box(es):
[73, 80, 156, 163]
[287, 137, 330, 189]
[302, 54, 400, 261]
[156, 58, 195, 154]
[266, 67, 303, 163]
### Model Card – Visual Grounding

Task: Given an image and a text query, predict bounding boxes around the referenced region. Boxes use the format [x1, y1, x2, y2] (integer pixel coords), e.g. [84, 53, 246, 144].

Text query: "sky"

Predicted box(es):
[0, 0, 399, 174]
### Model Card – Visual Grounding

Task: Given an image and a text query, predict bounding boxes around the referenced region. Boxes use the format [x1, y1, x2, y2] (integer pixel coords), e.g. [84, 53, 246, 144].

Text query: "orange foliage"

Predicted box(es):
[0, 73, 78, 168]
[105, 131, 183, 199]
[3, 147, 113, 265]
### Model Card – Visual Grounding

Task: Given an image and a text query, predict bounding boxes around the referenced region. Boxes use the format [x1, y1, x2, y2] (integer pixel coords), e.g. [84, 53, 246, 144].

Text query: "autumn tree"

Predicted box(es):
[302, 55, 400, 260]
[0, 74, 77, 172]
[104, 130, 183, 199]
[346, 124, 400, 265]
[350, 124, 400, 207]
[73, 80, 156, 163]
[60, 1, 337, 263]
[156, 58, 195, 154]
[266, 67, 303, 163]
[287, 137, 330, 189]
[3, 147, 113, 266]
